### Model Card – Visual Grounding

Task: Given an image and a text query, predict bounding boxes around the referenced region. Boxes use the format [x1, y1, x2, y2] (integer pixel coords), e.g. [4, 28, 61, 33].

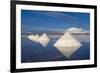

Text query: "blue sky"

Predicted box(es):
[21, 10, 90, 33]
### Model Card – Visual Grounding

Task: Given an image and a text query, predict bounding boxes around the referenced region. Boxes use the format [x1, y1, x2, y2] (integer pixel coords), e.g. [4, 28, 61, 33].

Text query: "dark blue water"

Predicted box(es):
[21, 36, 90, 63]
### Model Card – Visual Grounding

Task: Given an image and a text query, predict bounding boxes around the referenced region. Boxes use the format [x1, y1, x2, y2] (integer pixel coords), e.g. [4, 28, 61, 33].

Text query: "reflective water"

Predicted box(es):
[21, 34, 90, 63]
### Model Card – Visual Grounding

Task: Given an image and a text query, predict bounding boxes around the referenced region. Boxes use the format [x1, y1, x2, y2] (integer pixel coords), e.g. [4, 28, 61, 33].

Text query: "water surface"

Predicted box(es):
[21, 34, 90, 63]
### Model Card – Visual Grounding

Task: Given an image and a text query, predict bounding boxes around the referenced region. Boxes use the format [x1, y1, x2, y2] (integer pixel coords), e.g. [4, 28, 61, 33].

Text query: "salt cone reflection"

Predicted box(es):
[28, 32, 82, 58]
[38, 33, 50, 47]
[54, 32, 82, 58]
[27, 34, 35, 41]
[28, 34, 39, 43]
[28, 33, 50, 47]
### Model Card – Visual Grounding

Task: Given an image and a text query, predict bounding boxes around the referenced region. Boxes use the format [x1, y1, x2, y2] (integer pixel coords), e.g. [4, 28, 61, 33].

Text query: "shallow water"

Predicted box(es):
[21, 35, 90, 63]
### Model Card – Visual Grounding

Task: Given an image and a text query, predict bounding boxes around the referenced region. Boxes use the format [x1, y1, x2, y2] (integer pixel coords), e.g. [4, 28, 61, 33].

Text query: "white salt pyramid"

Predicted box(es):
[54, 32, 82, 58]
[34, 34, 40, 43]
[28, 34, 35, 41]
[38, 33, 50, 47]
[28, 34, 39, 42]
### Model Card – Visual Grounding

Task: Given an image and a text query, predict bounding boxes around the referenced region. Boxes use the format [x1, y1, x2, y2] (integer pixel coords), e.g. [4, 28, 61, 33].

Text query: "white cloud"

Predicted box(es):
[67, 27, 89, 33]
